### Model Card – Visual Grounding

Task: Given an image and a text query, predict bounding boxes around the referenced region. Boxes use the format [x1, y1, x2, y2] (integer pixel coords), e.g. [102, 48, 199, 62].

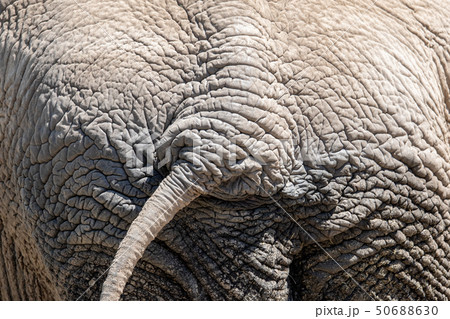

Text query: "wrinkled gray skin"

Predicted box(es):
[1, 0, 450, 300]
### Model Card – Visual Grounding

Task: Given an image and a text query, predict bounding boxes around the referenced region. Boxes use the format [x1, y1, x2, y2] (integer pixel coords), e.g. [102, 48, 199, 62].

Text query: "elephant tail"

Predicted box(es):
[100, 97, 301, 300]
[100, 164, 204, 301]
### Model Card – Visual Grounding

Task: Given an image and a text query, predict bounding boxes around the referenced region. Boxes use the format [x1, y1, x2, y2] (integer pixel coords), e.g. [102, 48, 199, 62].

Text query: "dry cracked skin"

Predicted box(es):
[0, 0, 450, 300]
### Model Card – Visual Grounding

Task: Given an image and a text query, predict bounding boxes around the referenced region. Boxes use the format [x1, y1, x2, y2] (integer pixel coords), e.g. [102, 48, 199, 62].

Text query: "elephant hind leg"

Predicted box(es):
[0, 213, 60, 300]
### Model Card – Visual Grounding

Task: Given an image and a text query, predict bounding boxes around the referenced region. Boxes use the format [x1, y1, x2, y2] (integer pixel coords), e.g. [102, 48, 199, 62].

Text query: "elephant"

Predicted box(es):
[0, 0, 449, 301]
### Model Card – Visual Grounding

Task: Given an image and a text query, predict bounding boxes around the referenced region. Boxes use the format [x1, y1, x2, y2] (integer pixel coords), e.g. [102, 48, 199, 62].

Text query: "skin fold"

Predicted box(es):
[0, 0, 449, 300]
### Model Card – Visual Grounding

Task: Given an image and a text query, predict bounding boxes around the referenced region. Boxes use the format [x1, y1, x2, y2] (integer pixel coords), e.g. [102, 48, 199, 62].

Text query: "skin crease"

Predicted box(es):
[0, 0, 449, 300]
